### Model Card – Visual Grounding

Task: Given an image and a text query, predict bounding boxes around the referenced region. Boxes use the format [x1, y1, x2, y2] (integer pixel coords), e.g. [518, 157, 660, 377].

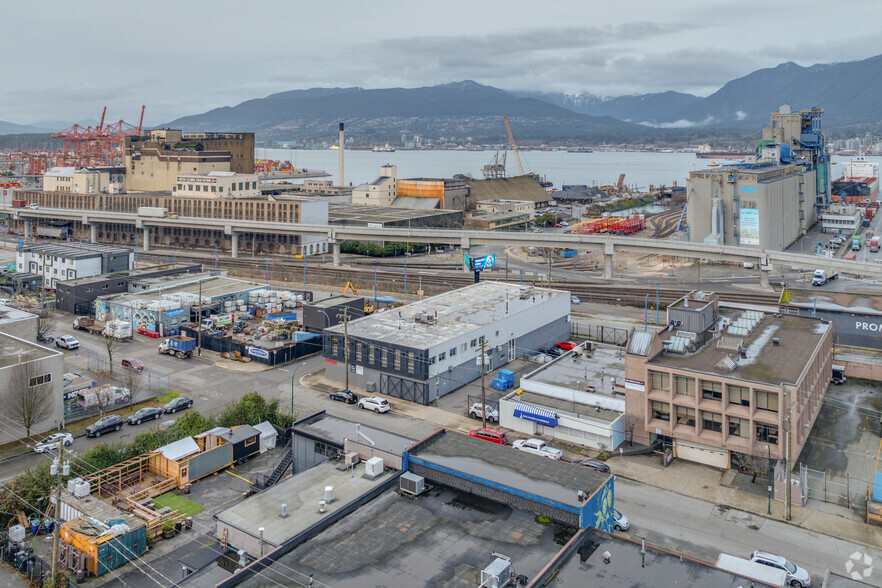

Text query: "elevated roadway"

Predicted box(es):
[6, 205, 881, 285]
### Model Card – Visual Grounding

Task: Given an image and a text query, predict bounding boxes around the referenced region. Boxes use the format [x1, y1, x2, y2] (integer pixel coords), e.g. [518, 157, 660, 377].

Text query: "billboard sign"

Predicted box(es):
[739, 208, 760, 245]
[247, 347, 269, 359]
[471, 254, 496, 271]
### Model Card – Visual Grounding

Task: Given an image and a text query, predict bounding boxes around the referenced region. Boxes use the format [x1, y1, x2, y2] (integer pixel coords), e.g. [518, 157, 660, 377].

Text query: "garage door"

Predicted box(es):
[674, 439, 730, 469]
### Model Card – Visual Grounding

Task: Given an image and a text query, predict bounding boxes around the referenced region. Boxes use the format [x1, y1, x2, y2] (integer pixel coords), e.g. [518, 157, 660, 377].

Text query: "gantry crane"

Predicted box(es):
[502, 116, 525, 176]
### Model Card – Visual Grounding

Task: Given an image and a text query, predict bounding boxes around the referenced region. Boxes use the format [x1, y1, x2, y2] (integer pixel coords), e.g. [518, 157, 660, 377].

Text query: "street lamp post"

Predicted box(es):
[766, 444, 772, 515]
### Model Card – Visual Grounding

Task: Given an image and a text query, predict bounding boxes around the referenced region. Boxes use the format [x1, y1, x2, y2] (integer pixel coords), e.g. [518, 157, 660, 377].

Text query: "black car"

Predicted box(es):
[330, 389, 358, 404]
[86, 415, 123, 437]
[546, 347, 563, 357]
[578, 459, 611, 473]
[127, 407, 162, 425]
[163, 397, 194, 414]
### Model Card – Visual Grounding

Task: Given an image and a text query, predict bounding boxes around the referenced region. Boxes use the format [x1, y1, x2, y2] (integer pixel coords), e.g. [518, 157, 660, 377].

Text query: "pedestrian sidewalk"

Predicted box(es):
[605, 452, 882, 550]
[301, 370, 882, 550]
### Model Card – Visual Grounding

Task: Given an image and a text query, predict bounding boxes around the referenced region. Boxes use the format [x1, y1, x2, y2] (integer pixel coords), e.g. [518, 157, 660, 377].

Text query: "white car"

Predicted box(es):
[34, 433, 73, 453]
[571, 296, 580, 305]
[613, 509, 630, 531]
[512, 438, 562, 460]
[468, 403, 498, 423]
[751, 551, 811, 587]
[55, 335, 79, 350]
[358, 397, 391, 413]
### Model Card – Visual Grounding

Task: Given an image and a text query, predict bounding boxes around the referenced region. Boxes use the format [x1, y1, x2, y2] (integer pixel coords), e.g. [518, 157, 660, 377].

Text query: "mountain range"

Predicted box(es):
[6, 54, 882, 144]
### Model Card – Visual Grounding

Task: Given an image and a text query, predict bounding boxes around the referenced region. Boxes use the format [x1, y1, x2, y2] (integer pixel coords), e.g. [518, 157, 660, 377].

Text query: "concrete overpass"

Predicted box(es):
[5, 205, 879, 287]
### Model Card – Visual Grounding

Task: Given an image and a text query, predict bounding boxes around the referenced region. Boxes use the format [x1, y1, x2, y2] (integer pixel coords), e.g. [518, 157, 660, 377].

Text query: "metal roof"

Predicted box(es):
[157, 437, 200, 461]
[17, 241, 132, 259]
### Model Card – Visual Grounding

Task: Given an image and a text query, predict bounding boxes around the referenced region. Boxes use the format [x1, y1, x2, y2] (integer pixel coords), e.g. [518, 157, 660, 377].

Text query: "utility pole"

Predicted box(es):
[480, 338, 486, 429]
[784, 386, 793, 521]
[197, 279, 203, 357]
[50, 444, 68, 588]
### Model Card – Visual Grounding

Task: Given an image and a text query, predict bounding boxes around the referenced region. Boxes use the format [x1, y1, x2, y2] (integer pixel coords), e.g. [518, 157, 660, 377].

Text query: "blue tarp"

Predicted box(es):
[513, 402, 558, 427]
[874, 472, 882, 502]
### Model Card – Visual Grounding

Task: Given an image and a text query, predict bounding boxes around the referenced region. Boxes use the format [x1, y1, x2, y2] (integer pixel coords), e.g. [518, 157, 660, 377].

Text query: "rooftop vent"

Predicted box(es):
[772, 338, 780, 346]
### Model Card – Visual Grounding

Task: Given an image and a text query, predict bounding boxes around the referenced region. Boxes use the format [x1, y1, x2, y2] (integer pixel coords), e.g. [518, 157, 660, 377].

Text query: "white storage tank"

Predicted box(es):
[8, 524, 25, 543]
[323, 486, 335, 502]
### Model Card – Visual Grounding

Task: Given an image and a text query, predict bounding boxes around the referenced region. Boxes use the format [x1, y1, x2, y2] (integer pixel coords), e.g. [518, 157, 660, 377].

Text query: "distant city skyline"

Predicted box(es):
[5, 0, 882, 126]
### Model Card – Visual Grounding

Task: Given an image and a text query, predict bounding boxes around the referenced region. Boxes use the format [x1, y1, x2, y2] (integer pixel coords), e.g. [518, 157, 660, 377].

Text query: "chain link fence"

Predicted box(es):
[63, 354, 169, 423]
[801, 463, 870, 512]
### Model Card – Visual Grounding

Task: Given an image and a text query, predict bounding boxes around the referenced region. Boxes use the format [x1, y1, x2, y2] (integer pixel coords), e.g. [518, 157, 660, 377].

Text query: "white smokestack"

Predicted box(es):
[338, 122, 345, 187]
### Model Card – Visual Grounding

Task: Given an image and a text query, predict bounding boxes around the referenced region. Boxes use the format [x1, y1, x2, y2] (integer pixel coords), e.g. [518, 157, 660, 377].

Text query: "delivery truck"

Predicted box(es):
[715, 554, 787, 587]
[811, 269, 838, 286]
[72, 316, 106, 335]
[137, 206, 168, 218]
[158, 336, 196, 359]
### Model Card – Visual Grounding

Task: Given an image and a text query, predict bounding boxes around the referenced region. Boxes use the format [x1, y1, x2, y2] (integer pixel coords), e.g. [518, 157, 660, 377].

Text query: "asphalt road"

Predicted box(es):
[2, 309, 880, 586]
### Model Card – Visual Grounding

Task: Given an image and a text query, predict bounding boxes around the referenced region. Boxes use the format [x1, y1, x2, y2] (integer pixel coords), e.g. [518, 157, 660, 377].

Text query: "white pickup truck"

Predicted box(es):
[512, 438, 563, 460]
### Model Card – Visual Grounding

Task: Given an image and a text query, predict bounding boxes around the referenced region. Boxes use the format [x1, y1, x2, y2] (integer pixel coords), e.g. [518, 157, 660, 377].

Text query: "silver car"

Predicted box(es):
[751, 551, 811, 587]
[613, 509, 630, 532]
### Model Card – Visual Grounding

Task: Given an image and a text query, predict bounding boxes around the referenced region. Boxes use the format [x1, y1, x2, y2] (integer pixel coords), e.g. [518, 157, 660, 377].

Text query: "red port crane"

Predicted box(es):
[53, 105, 146, 168]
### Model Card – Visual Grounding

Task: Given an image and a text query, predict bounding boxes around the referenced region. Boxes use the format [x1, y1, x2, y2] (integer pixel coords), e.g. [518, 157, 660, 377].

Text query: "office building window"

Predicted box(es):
[381, 348, 388, 368]
[368, 345, 375, 364]
[676, 376, 694, 396]
[728, 416, 749, 438]
[355, 343, 362, 362]
[756, 390, 779, 413]
[439, 352, 446, 361]
[394, 349, 401, 370]
[449, 347, 456, 357]
[701, 380, 722, 401]
[756, 423, 779, 445]
[676, 406, 695, 427]
[407, 351, 415, 374]
[702, 411, 722, 433]
[651, 401, 670, 421]
[649, 371, 670, 391]
[728, 385, 750, 407]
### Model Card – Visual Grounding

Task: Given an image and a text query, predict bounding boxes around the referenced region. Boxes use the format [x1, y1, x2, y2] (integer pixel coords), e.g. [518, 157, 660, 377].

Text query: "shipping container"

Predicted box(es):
[11, 199, 25, 208]
[137, 206, 168, 217]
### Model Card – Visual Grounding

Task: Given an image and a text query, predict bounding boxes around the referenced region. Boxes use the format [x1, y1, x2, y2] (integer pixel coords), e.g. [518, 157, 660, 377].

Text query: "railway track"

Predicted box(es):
[139, 251, 780, 309]
[649, 208, 685, 238]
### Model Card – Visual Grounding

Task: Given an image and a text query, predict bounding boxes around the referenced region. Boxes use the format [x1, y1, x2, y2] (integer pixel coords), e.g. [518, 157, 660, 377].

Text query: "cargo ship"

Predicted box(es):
[831, 155, 879, 202]
[695, 150, 754, 159]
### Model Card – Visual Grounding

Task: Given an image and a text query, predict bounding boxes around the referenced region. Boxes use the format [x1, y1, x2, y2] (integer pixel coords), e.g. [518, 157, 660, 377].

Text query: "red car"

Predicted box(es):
[469, 427, 508, 445]
[555, 341, 576, 351]
[121, 358, 144, 371]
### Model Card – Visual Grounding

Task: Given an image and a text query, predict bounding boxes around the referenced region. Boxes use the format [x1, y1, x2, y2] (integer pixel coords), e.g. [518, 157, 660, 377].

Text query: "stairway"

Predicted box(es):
[264, 443, 293, 488]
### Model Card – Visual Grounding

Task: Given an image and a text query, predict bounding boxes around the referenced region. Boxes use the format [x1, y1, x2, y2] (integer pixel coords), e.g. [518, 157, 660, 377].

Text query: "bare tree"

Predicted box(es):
[122, 368, 143, 408]
[36, 310, 56, 342]
[93, 385, 120, 417]
[103, 332, 124, 377]
[738, 453, 772, 484]
[6, 359, 54, 439]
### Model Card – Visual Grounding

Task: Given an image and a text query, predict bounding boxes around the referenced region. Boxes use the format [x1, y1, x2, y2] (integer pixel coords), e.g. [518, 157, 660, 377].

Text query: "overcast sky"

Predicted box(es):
[6, 0, 882, 127]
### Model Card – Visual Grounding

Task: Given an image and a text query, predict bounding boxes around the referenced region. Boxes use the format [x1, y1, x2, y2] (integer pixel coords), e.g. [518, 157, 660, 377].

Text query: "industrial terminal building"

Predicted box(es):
[625, 291, 832, 470]
[322, 282, 570, 404]
[688, 105, 830, 250]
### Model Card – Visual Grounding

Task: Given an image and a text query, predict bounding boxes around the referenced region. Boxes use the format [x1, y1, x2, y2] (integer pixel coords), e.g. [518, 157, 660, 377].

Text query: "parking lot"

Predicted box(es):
[796, 379, 882, 508]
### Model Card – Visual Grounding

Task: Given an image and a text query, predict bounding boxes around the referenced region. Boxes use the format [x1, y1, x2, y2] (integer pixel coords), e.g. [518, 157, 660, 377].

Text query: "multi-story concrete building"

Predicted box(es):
[351, 165, 398, 207]
[43, 166, 125, 194]
[16, 242, 133, 290]
[475, 199, 535, 216]
[625, 291, 832, 469]
[124, 129, 253, 192]
[0, 331, 65, 434]
[323, 282, 570, 404]
[181, 132, 254, 174]
[820, 203, 862, 234]
[688, 105, 831, 251]
[173, 171, 260, 199]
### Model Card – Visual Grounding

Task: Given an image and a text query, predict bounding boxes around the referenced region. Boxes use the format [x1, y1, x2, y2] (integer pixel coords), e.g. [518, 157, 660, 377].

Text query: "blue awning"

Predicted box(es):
[513, 402, 558, 427]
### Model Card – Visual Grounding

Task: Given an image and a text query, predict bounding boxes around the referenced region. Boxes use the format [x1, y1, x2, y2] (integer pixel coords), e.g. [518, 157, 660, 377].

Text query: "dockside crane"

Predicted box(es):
[502, 116, 525, 176]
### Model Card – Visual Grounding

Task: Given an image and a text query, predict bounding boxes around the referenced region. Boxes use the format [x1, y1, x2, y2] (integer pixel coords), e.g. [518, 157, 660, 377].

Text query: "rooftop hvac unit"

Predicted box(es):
[399, 472, 425, 496]
[481, 558, 512, 588]
[345, 452, 360, 466]
[365, 456, 384, 478]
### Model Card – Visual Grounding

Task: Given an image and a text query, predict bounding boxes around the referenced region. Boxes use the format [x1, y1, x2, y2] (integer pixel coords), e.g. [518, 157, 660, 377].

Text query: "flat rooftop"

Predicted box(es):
[235, 486, 569, 588]
[524, 345, 626, 401]
[309, 294, 361, 309]
[214, 460, 387, 548]
[325, 282, 566, 349]
[410, 431, 609, 508]
[0, 331, 58, 367]
[783, 288, 882, 315]
[58, 264, 200, 287]
[553, 528, 775, 587]
[0, 305, 36, 324]
[105, 275, 264, 306]
[512, 390, 622, 423]
[294, 412, 415, 455]
[328, 202, 461, 224]
[651, 312, 829, 385]
[18, 241, 132, 258]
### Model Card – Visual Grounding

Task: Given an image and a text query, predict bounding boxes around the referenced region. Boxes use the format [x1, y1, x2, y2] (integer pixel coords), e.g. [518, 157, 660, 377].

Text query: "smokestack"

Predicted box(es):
[338, 122, 345, 187]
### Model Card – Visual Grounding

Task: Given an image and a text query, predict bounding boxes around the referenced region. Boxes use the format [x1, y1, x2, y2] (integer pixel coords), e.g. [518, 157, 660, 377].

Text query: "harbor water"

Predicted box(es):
[256, 148, 882, 194]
